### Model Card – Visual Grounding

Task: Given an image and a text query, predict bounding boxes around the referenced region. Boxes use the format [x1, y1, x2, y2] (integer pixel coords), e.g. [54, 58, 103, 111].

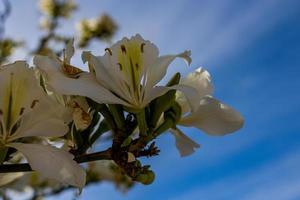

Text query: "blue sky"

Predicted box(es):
[4, 0, 300, 199]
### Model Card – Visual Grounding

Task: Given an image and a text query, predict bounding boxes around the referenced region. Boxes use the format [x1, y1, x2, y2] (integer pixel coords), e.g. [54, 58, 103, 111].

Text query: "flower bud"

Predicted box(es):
[135, 170, 155, 185]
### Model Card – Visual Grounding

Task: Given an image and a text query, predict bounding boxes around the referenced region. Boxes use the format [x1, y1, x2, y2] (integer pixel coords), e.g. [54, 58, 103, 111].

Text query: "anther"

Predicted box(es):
[135, 63, 139, 69]
[19, 107, 25, 115]
[121, 45, 127, 54]
[0, 109, 3, 115]
[141, 43, 146, 53]
[105, 48, 112, 55]
[31, 100, 39, 108]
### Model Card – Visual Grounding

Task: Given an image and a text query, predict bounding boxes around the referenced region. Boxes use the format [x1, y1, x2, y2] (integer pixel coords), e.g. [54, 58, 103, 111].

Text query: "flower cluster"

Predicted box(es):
[77, 14, 118, 47]
[0, 34, 243, 189]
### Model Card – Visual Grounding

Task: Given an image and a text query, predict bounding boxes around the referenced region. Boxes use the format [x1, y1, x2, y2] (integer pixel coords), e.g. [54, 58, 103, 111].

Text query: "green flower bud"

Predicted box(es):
[135, 170, 155, 185]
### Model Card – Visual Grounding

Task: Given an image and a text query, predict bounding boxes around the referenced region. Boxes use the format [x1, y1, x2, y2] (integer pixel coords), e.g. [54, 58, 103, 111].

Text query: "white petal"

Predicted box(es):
[180, 67, 213, 98]
[177, 67, 213, 113]
[82, 51, 130, 100]
[145, 50, 192, 90]
[142, 86, 169, 106]
[0, 61, 45, 127]
[9, 119, 68, 141]
[9, 143, 86, 188]
[34, 55, 61, 74]
[180, 97, 244, 135]
[170, 128, 200, 157]
[142, 85, 199, 112]
[64, 38, 75, 64]
[171, 85, 200, 112]
[110, 34, 159, 64]
[34, 56, 130, 106]
[0, 172, 24, 187]
[8, 92, 70, 141]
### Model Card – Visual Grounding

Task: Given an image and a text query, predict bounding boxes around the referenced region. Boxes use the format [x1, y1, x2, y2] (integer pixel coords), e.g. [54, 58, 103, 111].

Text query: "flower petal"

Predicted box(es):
[64, 38, 75, 64]
[180, 97, 244, 135]
[9, 143, 86, 188]
[145, 50, 191, 90]
[0, 61, 45, 128]
[170, 128, 200, 157]
[82, 51, 130, 101]
[9, 119, 68, 141]
[177, 67, 213, 113]
[180, 67, 213, 98]
[34, 55, 130, 106]
[142, 85, 199, 112]
[8, 90, 70, 141]
[171, 85, 200, 112]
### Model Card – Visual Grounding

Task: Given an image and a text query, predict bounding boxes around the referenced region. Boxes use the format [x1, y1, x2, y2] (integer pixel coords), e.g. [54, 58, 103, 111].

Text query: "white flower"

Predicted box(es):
[34, 39, 129, 106]
[48, 90, 92, 132]
[0, 61, 86, 188]
[35, 40, 93, 131]
[34, 34, 200, 111]
[172, 67, 244, 157]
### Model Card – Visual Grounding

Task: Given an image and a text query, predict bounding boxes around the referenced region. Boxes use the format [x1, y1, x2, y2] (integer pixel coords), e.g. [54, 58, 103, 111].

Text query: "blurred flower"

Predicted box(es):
[77, 14, 118, 47]
[172, 68, 244, 156]
[0, 61, 86, 188]
[35, 34, 199, 111]
[39, 0, 77, 18]
[87, 160, 134, 192]
[39, 17, 52, 30]
[0, 39, 21, 64]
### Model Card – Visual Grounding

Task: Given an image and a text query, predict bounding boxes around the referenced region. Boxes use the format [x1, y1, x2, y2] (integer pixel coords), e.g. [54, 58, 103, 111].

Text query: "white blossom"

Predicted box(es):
[172, 67, 244, 157]
[0, 61, 86, 188]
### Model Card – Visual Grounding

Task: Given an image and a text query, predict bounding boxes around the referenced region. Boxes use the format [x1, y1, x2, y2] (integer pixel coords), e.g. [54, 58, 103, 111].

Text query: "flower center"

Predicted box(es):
[0, 72, 40, 142]
[112, 42, 146, 100]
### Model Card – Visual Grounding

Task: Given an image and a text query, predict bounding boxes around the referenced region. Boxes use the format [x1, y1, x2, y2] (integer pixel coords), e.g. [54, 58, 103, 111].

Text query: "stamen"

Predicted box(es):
[117, 63, 123, 71]
[121, 45, 127, 54]
[141, 43, 146, 53]
[62, 64, 83, 77]
[31, 100, 39, 108]
[0, 109, 2, 115]
[105, 48, 112, 55]
[135, 63, 139, 70]
[19, 107, 25, 115]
